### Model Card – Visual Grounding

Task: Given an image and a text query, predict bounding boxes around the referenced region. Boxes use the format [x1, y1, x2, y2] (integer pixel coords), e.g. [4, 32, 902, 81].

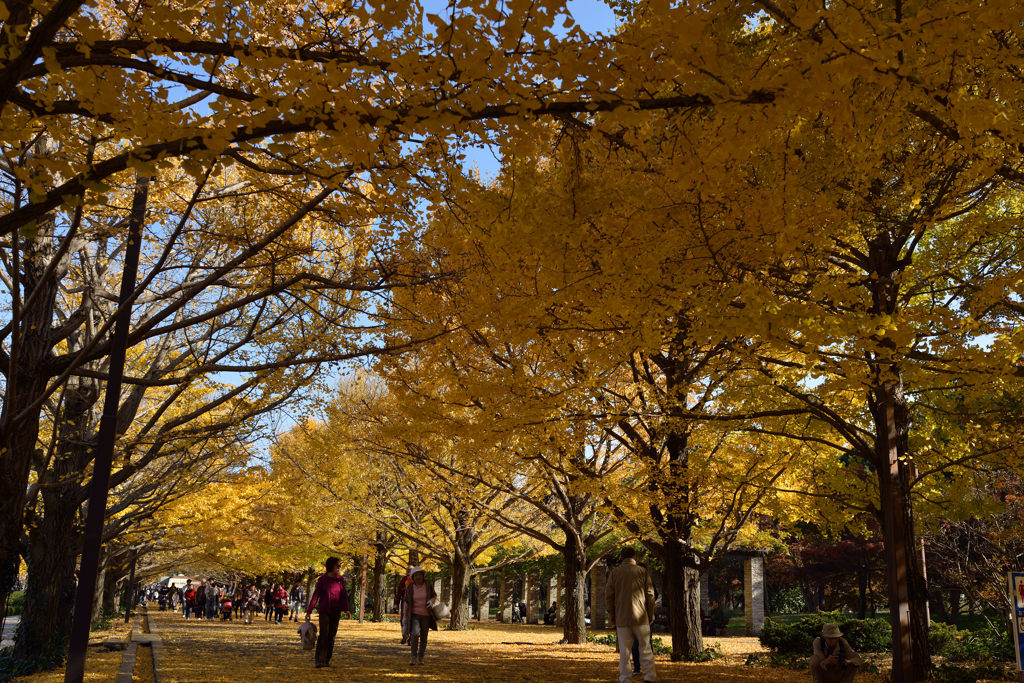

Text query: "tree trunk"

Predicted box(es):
[91, 550, 107, 623]
[663, 537, 702, 660]
[0, 142, 70, 621]
[14, 516, 78, 663]
[357, 554, 367, 623]
[857, 561, 869, 619]
[101, 566, 118, 617]
[371, 542, 388, 622]
[561, 534, 587, 644]
[868, 239, 932, 683]
[447, 554, 471, 631]
[874, 378, 932, 682]
[14, 375, 99, 665]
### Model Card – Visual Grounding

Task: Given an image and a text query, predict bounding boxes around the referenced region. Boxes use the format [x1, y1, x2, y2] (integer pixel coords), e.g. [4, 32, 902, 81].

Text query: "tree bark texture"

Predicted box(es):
[561, 533, 587, 645]
[663, 537, 702, 660]
[868, 239, 931, 682]
[447, 554, 471, 631]
[371, 542, 388, 622]
[15, 375, 98, 662]
[0, 213, 63, 627]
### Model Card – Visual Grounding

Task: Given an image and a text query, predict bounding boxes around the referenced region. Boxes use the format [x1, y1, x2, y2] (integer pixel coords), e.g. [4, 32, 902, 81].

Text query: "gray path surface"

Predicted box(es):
[1, 615, 19, 648]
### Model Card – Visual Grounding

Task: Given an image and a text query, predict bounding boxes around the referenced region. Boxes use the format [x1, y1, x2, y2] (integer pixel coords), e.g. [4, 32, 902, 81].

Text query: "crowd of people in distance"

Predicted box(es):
[140, 554, 862, 682]
[142, 578, 306, 625]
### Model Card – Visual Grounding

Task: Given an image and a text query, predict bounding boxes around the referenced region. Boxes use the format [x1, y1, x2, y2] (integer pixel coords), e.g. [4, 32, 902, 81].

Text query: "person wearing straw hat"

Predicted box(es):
[402, 566, 438, 665]
[810, 623, 863, 683]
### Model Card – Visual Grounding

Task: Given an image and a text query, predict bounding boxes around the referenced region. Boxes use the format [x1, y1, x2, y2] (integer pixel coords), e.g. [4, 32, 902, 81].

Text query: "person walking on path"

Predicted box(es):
[206, 580, 219, 620]
[289, 581, 305, 622]
[396, 566, 414, 643]
[273, 584, 289, 624]
[607, 548, 657, 683]
[194, 580, 206, 620]
[244, 585, 261, 624]
[809, 623, 862, 683]
[183, 581, 196, 620]
[402, 567, 437, 666]
[306, 557, 351, 669]
[263, 585, 274, 621]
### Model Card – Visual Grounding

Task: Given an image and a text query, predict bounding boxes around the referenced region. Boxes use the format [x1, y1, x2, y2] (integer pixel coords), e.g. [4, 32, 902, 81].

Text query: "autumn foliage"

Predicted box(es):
[3, 1, 1024, 681]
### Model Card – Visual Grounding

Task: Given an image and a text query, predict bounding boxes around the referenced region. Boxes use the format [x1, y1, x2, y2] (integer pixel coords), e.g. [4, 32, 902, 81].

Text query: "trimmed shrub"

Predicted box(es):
[4, 591, 24, 617]
[930, 621, 1014, 663]
[759, 612, 890, 654]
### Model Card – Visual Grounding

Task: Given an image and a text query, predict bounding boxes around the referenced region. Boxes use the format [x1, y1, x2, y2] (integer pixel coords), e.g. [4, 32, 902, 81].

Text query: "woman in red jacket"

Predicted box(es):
[305, 557, 350, 668]
[273, 584, 289, 624]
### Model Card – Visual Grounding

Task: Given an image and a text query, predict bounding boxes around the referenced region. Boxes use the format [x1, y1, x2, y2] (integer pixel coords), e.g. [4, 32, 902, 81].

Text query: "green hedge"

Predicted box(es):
[759, 612, 891, 654]
[761, 613, 1015, 666]
[929, 621, 1014, 663]
[4, 591, 23, 617]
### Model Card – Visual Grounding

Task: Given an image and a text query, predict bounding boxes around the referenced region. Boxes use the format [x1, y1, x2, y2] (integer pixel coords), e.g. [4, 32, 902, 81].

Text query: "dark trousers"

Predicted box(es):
[316, 610, 342, 665]
[409, 614, 431, 658]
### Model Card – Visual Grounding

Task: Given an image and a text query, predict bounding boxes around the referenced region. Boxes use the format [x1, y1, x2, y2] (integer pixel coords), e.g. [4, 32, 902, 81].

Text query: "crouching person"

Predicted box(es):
[810, 623, 862, 683]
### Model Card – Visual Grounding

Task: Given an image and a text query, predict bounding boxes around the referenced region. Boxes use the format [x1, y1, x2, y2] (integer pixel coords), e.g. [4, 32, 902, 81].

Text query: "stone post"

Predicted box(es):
[477, 575, 492, 621]
[498, 572, 514, 622]
[548, 575, 559, 622]
[590, 563, 607, 629]
[526, 572, 540, 624]
[441, 575, 452, 606]
[744, 555, 765, 635]
[556, 575, 564, 626]
[433, 577, 442, 601]
[700, 571, 710, 614]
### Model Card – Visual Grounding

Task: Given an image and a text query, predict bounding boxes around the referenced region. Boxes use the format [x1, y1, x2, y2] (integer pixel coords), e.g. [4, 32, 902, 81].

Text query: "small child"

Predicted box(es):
[221, 596, 233, 620]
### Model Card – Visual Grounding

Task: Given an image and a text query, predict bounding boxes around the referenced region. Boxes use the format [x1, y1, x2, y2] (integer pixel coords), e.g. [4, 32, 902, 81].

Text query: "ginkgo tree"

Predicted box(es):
[7, 2, 1024, 682]
[269, 379, 539, 630]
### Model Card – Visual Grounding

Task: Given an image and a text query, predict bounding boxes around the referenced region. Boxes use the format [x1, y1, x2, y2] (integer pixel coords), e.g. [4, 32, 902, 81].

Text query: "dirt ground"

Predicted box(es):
[15, 621, 131, 683]
[146, 609, 888, 682]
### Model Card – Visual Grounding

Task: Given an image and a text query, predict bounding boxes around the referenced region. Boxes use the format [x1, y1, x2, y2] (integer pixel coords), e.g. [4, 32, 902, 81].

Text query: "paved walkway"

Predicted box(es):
[1, 615, 18, 648]
[146, 610, 860, 683]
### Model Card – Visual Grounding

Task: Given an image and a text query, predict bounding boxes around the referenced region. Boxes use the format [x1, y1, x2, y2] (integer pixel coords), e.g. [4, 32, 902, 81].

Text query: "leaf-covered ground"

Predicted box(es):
[148, 610, 885, 682]
[17, 622, 131, 683]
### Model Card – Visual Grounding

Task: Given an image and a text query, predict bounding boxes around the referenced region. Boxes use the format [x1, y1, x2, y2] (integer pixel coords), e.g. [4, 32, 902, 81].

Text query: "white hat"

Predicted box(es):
[409, 566, 426, 578]
[821, 623, 843, 638]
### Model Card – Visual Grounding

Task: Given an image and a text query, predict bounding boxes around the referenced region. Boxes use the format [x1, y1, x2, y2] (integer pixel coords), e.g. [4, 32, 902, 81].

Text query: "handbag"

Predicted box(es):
[430, 601, 450, 620]
[298, 621, 317, 650]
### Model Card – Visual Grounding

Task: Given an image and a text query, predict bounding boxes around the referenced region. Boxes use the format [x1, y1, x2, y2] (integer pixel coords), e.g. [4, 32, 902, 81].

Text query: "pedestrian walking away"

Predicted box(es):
[306, 556, 350, 669]
[264, 585, 274, 621]
[607, 547, 657, 683]
[289, 581, 305, 622]
[402, 566, 438, 666]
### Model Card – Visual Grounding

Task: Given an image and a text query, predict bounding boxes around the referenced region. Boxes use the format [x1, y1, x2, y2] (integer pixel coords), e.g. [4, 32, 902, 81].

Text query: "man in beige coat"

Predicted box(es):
[606, 548, 657, 683]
